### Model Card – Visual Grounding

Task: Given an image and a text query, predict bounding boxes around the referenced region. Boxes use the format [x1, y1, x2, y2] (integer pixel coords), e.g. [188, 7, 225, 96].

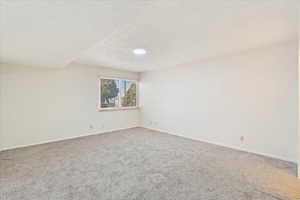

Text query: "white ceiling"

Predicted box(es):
[0, 0, 298, 72]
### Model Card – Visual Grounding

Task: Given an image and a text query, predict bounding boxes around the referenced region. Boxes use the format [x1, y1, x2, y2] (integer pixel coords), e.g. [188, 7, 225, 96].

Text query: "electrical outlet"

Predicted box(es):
[240, 136, 244, 142]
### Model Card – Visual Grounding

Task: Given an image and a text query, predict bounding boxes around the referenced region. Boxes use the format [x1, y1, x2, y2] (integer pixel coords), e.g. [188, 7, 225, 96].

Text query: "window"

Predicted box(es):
[99, 77, 138, 110]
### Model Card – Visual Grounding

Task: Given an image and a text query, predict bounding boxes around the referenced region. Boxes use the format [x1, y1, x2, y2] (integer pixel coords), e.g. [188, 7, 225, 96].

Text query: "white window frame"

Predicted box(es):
[98, 76, 139, 111]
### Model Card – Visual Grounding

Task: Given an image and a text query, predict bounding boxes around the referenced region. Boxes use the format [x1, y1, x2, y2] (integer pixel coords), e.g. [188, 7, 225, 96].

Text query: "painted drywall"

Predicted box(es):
[140, 41, 298, 163]
[0, 63, 139, 150]
[1, 1, 297, 71]
[298, 19, 300, 176]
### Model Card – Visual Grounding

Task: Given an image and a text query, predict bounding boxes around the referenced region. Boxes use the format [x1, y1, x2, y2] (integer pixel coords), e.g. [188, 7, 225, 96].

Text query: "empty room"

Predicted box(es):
[0, 1, 300, 200]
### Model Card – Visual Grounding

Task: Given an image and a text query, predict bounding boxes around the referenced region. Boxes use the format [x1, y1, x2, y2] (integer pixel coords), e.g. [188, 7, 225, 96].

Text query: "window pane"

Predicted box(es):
[120, 80, 137, 107]
[101, 79, 120, 108]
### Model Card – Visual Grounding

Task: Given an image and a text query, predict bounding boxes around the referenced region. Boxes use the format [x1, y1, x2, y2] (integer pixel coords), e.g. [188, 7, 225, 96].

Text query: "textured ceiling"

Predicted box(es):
[0, 0, 298, 72]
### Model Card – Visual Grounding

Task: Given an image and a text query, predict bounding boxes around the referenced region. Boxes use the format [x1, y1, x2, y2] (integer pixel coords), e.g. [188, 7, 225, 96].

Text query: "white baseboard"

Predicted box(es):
[0, 126, 139, 152]
[142, 126, 297, 164]
[1, 125, 296, 164]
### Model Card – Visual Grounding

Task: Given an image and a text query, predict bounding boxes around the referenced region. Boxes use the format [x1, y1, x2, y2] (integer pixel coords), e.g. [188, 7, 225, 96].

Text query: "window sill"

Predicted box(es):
[98, 107, 139, 112]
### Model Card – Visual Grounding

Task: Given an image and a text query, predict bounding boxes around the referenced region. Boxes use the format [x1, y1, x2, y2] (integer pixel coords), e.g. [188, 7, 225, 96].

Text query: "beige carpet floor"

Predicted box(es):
[0, 127, 299, 200]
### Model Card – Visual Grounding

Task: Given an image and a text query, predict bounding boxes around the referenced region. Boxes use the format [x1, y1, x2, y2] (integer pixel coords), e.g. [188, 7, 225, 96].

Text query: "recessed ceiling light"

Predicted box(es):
[133, 48, 146, 55]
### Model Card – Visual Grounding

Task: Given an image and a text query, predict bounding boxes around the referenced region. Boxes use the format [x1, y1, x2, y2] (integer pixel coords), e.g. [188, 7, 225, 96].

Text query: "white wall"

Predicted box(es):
[0, 63, 139, 150]
[298, 18, 300, 176]
[140, 41, 298, 163]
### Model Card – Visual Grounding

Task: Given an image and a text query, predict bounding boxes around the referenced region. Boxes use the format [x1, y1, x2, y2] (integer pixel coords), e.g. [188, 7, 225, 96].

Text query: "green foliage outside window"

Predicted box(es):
[100, 78, 137, 109]
[101, 79, 119, 108]
[122, 83, 136, 107]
